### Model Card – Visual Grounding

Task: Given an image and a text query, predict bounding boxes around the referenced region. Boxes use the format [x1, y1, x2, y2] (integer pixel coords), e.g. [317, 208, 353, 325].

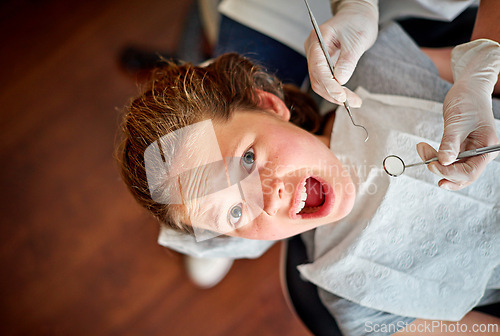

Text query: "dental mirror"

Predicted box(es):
[383, 144, 500, 177]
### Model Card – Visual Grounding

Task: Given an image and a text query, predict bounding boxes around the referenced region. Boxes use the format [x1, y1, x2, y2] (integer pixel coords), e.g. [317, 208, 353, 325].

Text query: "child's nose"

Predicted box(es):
[262, 177, 284, 216]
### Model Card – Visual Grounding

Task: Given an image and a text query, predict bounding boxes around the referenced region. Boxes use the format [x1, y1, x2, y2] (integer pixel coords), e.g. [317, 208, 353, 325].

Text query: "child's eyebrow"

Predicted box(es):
[206, 203, 223, 232]
[213, 206, 228, 232]
[228, 133, 252, 159]
[197, 197, 226, 232]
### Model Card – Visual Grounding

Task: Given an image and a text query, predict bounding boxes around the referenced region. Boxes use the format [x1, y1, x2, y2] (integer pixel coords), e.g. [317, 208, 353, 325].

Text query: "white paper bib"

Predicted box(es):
[299, 88, 500, 320]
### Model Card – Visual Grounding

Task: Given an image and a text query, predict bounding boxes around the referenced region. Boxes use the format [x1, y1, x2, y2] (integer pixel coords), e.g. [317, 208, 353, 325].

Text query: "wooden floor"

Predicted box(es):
[0, 1, 310, 335]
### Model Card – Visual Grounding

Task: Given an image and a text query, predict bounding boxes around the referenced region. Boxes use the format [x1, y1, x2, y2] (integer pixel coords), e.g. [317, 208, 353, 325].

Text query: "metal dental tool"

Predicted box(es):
[383, 144, 500, 177]
[303, 0, 369, 142]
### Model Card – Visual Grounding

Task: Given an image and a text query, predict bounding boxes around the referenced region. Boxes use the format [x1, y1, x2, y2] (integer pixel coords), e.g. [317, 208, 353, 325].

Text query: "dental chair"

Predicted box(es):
[281, 234, 500, 336]
[280, 236, 342, 336]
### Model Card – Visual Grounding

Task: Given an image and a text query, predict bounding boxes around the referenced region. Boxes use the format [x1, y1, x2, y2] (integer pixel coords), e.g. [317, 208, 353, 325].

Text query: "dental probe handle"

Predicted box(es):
[406, 144, 500, 168]
[303, 0, 369, 142]
[304, 0, 336, 74]
[456, 144, 500, 159]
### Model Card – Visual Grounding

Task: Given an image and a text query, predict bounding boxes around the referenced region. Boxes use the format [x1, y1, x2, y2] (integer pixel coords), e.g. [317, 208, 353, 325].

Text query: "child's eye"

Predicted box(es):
[227, 203, 243, 227]
[241, 148, 255, 172]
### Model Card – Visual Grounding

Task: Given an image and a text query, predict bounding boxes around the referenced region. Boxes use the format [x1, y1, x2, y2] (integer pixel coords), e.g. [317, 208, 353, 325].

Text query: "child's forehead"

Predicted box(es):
[179, 155, 256, 202]
[168, 120, 223, 174]
[144, 119, 223, 205]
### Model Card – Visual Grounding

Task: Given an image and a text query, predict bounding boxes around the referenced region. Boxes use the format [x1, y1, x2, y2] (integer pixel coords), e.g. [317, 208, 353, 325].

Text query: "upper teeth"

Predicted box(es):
[296, 182, 308, 214]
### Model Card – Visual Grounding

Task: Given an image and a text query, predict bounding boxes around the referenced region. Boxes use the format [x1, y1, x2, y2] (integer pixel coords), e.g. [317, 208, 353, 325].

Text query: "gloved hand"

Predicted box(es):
[304, 0, 378, 107]
[417, 39, 500, 190]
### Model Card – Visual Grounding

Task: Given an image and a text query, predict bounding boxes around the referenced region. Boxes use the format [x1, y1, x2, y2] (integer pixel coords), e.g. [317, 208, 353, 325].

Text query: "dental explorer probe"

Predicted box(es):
[303, 0, 369, 142]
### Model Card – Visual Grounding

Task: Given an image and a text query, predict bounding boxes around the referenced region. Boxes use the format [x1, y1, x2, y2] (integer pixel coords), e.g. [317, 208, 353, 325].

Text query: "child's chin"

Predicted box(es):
[323, 191, 356, 224]
[337, 190, 356, 220]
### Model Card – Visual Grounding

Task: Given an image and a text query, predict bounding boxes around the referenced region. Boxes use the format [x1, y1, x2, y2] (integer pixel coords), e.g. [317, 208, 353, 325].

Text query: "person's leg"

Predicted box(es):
[215, 15, 308, 87]
[397, 7, 478, 48]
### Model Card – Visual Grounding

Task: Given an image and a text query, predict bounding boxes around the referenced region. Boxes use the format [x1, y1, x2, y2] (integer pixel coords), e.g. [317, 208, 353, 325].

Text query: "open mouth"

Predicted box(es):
[291, 176, 333, 219]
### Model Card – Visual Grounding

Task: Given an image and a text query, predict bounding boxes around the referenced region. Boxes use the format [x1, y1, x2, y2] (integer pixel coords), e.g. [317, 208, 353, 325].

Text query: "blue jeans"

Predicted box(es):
[215, 16, 308, 86]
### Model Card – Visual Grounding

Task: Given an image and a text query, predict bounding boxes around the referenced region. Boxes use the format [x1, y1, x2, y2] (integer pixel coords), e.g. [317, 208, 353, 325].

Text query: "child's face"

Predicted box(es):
[182, 106, 356, 241]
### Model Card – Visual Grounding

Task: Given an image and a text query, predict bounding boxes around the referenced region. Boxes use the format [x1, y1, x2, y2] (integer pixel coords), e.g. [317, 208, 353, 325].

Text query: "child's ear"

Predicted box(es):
[255, 90, 291, 121]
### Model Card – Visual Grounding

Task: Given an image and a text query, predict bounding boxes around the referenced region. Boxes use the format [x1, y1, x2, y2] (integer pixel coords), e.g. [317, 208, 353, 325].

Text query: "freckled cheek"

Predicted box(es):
[280, 137, 322, 160]
[260, 177, 273, 195]
[266, 146, 306, 169]
[235, 215, 267, 239]
[269, 131, 308, 151]
[248, 216, 307, 240]
[239, 214, 292, 240]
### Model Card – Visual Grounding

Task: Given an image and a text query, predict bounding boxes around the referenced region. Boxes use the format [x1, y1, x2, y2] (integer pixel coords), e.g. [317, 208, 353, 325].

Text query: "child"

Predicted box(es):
[117, 23, 500, 335]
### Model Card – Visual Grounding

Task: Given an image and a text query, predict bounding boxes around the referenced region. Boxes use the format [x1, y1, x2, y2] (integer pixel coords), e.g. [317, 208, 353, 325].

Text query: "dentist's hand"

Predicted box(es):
[417, 39, 500, 190]
[304, 0, 378, 106]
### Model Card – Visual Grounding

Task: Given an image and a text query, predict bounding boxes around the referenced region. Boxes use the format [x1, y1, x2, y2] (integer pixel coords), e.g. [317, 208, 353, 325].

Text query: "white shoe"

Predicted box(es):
[184, 256, 233, 288]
